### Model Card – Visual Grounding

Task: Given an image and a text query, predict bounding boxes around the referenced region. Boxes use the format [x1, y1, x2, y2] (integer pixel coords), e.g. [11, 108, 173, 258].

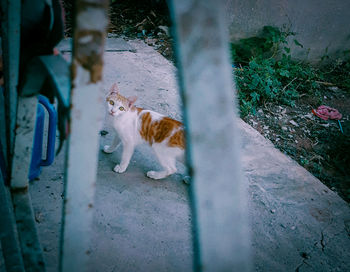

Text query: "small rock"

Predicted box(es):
[291, 226, 296, 230]
[263, 125, 269, 130]
[289, 120, 299, 127]
[100, 130, 108, 136]
[35, 212, 43, 223]
[328, 86, 339, 91]
[158, 25, 169, 36]
[320, 123, 329, 128]
[183, 176, 191, 184]
[251, 120, 258, 127]
[282, 126, 288, 131]
[270, 209, 276, 214]
[145, 38, 157, 46]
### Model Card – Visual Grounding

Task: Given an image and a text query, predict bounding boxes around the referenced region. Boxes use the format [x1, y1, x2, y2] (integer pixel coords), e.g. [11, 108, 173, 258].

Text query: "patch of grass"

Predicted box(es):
[231, 26, 323, 117]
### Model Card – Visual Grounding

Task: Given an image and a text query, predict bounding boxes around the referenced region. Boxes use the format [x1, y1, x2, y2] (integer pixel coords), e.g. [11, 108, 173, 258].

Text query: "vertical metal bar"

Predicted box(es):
[10, 97, 38, 189]
[169, 0, 251, 271]
[59, 0, 108, 271]
[0, 171, 25, 272]
[1, 0, 46, 269]
[10, 96, 46, 271]
[0, 0, 20, 168]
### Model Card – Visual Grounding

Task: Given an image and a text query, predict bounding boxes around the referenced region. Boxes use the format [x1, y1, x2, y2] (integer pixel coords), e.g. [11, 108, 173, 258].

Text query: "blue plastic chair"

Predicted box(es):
[28, 95, 57, 180]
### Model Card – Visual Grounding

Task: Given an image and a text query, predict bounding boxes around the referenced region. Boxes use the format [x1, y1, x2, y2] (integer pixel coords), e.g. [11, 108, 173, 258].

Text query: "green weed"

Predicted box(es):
[231, 26, 322, 117]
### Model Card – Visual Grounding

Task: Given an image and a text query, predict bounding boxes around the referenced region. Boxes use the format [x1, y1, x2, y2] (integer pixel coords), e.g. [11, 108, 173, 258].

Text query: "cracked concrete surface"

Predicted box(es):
[7, 38, 350, 271]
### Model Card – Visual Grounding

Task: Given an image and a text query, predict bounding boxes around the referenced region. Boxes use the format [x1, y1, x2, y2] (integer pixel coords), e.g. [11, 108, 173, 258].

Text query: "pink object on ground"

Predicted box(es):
[312, 105, 342, 120]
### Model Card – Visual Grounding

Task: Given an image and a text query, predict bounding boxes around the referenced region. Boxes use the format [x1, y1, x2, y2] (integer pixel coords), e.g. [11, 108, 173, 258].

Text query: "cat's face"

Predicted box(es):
[106, 83, 137, 117]
[106, 96, 128, 117]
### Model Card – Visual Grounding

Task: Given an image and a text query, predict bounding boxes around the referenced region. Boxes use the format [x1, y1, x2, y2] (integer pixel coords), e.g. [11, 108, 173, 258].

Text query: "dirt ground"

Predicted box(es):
[62, 0, 350, 203]
[244, 89, 350, 203]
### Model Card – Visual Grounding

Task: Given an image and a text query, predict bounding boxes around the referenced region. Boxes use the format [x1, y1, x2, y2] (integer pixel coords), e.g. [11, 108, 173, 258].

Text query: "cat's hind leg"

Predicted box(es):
[103, 135, 120, 153]
[147, 146, 178, 180]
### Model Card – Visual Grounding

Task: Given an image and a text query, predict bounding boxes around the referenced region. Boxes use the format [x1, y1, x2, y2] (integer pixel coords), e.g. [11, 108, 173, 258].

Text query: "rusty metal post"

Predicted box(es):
[0, 0, 46, 270]
[0, 3, 25, 271]
[169, 0, 251, 271]
[0, 0, 20, 172]
[59, 0, 109, 271]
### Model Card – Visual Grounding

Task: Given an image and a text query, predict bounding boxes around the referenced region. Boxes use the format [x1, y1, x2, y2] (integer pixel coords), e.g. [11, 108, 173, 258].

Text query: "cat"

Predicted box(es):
[103, 83, 185, 180]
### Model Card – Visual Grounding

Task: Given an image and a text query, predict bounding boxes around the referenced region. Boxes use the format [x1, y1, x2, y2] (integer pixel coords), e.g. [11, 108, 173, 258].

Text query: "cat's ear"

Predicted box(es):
[127, 96, 137, 107]
[109, 83, 119, 95]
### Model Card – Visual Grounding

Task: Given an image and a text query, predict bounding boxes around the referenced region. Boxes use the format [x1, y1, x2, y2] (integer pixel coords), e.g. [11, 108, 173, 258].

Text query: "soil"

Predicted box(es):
[62, 0, 350, 203]
[63, 0, 174, 60]
[244, 89, 350, 203]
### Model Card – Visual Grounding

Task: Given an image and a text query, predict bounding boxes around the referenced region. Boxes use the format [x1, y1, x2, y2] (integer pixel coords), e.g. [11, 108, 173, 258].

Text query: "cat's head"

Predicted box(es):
[106, 83, 137, 117]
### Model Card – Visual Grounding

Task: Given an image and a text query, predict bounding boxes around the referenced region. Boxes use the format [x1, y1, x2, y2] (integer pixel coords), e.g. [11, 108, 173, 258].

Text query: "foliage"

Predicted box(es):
[322, 59, 350, 91]
[231, 26, 322, 117]
[231, 26, 296, 64]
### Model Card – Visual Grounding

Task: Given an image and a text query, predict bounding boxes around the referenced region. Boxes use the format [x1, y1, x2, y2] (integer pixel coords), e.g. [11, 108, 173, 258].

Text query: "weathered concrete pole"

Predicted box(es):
[59, 0, 109, 271]
[169, 0, 251, 271]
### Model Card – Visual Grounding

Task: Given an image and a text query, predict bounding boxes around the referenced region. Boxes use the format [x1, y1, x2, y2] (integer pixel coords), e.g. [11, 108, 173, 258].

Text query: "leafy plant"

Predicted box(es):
[231, 26, 322, 117]
[231, 26, 294, 64]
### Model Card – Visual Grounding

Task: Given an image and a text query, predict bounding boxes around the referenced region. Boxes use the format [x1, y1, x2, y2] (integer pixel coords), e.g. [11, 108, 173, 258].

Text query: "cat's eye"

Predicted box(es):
[109, 100, 114, 106]
[119, 106, 125, 111]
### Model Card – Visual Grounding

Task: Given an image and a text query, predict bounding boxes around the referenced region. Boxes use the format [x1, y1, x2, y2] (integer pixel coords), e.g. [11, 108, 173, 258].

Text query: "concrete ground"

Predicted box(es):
[26, 38, 350, 272]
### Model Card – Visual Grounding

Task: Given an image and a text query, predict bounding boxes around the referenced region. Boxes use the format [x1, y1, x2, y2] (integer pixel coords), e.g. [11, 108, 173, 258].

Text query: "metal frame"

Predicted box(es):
[169, 0, 250, 270]
[1, 0, 250, 271]
[1, 0, 20, 176]
[1, 0, 42, 271]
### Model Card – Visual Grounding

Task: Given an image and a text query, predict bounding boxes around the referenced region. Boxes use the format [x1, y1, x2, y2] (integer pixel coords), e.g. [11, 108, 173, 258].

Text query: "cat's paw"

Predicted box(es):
[103, 145, 113, 154]
[146, 171, 167, 180]
[113, 164, 126, 173]
[147, 171, 159, 179]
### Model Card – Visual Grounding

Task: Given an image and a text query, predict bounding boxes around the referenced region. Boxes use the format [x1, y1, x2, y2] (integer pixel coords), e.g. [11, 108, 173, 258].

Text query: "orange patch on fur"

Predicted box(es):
[168, 129, 185, 149]
[139, 113, 185, 149]
[154, 118, 178, 143]
[140, 112, 154, 144]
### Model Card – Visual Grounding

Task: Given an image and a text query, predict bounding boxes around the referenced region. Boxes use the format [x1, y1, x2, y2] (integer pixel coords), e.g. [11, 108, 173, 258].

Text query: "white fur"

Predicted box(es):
[104, 97, 184, 180]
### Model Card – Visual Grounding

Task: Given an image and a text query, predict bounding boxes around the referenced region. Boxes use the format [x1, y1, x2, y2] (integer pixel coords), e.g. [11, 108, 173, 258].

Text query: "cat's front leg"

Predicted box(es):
[103, 135, 120, 153]
[113, 142, 135, 174]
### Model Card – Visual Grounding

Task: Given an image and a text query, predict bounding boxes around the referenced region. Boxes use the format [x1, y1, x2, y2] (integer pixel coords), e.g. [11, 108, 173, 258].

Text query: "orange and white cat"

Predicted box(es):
[103, 83, 185, 180]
